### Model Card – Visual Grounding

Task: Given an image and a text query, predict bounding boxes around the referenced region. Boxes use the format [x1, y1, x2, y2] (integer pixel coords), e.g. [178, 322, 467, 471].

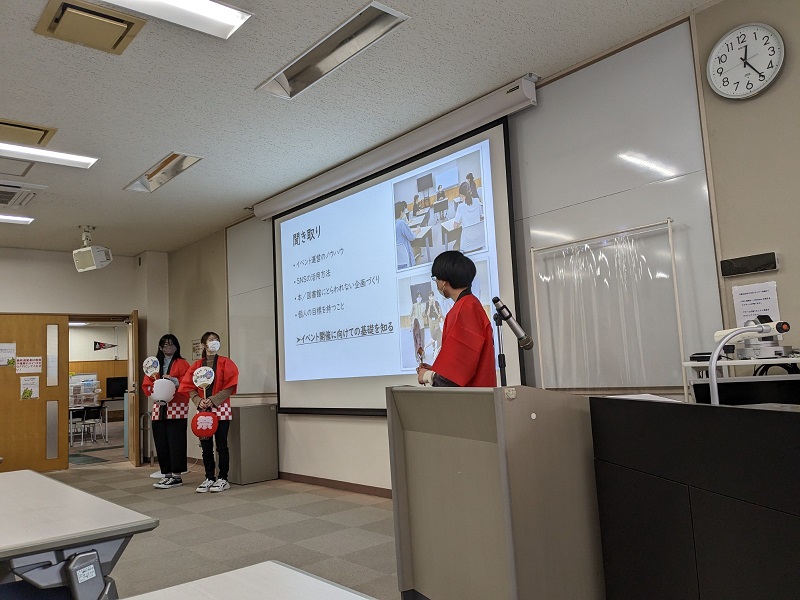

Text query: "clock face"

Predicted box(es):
[707, 23, 784, 99]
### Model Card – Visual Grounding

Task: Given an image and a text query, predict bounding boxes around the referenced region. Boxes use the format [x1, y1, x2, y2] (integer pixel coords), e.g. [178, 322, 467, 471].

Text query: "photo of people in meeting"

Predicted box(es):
[397, 260, 491, 371]
[392, 148, 488, 271]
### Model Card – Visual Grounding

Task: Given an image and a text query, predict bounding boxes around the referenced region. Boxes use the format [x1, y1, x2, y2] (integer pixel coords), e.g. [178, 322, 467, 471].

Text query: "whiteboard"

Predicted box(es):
[508, 23, 722, 388]
[435, 167, 459, 190]
[226, 218, 277, 394]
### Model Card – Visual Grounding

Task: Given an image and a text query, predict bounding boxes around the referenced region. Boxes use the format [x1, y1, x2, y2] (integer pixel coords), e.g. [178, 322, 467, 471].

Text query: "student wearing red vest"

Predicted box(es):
[180, 331, 239, 493]
[143, 334, 190, 489]
[417, 251, 496, 387]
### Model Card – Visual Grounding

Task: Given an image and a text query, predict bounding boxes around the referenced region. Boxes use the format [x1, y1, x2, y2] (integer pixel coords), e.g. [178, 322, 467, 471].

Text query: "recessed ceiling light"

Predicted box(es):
[0, 142, 97, 169]
[104, 0, 252, 39]
[0, 214, 34, 225]
[257, 2, 408, 99]
[124, 152, 202, 193]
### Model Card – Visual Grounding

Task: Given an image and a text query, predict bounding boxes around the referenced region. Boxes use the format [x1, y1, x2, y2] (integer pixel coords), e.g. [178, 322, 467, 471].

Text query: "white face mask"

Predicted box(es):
[206, 340, 221, 353]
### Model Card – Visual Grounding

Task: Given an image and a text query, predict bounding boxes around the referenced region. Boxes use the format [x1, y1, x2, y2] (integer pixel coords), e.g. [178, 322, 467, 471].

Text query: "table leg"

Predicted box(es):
[69, 412, 73, 447]
[103, 405, 108, 443]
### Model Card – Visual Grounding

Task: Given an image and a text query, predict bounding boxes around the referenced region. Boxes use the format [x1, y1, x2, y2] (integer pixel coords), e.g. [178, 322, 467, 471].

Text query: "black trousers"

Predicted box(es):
[152, 417, 188, 475]
[200, 419, 230, 480]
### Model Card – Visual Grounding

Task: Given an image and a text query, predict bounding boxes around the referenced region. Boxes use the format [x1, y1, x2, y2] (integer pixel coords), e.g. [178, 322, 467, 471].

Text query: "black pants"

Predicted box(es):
[200, 419, 230, 480]
[152, 417, 188, 475]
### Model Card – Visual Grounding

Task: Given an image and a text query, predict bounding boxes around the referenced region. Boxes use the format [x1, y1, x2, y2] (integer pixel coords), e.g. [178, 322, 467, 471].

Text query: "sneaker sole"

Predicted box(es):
[155, 483, 183, 489]
[210, 485, 230, 492]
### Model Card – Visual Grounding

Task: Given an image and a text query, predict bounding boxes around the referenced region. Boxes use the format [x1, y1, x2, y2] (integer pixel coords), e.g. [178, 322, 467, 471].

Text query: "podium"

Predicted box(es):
[386, 386, 604, 600]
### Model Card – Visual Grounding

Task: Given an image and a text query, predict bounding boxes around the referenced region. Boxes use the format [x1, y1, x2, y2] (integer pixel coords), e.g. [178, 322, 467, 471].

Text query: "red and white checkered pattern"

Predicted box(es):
[152, 401, 189, 421]
[213, 402, 232, 421]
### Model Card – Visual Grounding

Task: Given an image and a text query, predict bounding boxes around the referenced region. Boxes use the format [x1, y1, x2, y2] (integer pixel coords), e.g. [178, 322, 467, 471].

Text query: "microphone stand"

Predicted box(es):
[493, 311, 507, 386]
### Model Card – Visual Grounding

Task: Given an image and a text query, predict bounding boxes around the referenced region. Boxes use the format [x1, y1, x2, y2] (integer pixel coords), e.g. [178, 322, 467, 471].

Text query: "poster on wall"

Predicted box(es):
[192, 339, 203, 361]
[20, 376, 39, 399]
[732, 281, 780, 328]
[0, 343, 16, 367]
[15, 356, 43, 373]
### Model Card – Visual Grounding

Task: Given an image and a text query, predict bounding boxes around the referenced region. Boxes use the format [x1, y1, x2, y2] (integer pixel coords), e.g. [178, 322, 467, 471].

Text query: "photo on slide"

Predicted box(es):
[397, 259, 493, 371]
[392, 148, 487, 271]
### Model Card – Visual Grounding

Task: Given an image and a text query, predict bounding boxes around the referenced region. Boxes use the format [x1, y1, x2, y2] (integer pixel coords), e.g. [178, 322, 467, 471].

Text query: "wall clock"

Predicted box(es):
[707, 23, 785, 99]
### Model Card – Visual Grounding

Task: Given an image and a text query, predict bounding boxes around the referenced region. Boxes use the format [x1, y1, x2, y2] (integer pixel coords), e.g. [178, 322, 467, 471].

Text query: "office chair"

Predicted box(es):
[460, 222, 486, 253]
[81, 406, 103, 444]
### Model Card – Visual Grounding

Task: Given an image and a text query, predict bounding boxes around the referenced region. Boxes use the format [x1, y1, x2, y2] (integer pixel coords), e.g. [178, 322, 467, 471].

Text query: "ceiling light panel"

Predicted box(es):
[258, 2, 409, 99]
[0, 142, 97, 169]
[0, 214, 34, 225]
[125, 152, 202, 193]
[103, 0, 252, 39]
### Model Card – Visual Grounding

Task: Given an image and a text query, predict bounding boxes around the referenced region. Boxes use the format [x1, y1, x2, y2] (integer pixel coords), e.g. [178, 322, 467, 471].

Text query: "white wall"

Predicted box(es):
[69, 326, 129, 361]
[0, 248, 142, 314]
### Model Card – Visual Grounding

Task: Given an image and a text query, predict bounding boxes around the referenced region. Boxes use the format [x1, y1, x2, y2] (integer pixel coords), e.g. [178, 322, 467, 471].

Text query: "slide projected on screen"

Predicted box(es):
[280, 141, 499, 382]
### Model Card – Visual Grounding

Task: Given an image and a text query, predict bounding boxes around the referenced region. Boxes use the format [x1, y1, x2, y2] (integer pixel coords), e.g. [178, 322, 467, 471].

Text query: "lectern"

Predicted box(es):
[387, 386, 604, 600]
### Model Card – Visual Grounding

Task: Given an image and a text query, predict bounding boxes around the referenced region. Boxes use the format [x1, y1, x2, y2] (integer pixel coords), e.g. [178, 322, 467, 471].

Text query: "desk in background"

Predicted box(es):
[125, 561, 373, 599]
[0, 470, 158, 599]
[411, 226, 433, 263]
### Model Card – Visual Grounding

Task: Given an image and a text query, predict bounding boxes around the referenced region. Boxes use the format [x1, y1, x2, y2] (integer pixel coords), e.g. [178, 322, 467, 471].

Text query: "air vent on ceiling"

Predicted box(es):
[0, 186, 35, 207]
[0, 119, 57, 147]
[257, 1, 409, 99]
[35, 0, 146, 55]
[0, 179, 48, 207]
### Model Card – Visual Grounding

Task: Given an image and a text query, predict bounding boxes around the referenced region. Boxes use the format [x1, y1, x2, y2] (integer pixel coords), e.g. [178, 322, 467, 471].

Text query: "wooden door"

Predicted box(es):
[0, 314, 69, 472]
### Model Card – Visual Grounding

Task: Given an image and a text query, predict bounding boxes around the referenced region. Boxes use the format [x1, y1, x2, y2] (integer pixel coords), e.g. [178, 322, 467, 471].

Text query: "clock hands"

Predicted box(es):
[739, 45, 765, 78]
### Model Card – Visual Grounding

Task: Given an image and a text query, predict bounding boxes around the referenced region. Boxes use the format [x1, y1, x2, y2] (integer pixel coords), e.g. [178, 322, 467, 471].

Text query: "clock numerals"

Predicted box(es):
[707, 23, 784, 99]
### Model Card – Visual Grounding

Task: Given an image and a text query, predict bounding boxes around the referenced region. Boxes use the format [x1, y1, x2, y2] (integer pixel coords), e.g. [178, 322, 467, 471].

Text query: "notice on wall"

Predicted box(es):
[20, 376, 39, 399]
[732, 281, 780, 327]
[0, 343, 16, 367]
[192, 339, 203, 361]
[15, 356, 43, 373]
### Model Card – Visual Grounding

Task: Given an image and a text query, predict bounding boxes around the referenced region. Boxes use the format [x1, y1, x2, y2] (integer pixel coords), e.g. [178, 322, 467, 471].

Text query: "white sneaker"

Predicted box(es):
[209, 478, 230, 493]
[196, 478, 215, 493]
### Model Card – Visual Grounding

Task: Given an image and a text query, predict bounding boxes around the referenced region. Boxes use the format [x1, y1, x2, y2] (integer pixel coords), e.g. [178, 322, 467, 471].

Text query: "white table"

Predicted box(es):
[125, 561, 375, 599]
[682, 357, 800, 401]
[0, 470, 158, 599]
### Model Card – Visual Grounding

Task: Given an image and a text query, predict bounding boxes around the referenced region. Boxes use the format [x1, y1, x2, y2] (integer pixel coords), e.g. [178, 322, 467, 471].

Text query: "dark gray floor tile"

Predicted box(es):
[291, 499, 363, 517]
[340, 541, 398, 574]
[261, 517, 348, 543]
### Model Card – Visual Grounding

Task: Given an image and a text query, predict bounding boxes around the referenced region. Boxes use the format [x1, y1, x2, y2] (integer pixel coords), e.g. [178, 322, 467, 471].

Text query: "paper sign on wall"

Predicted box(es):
[732, 281, 780, 327]
[20, 376, 39, 399]
[0, 343, 16, 367]
[192, 339, 203, 361]
[16, 356, 43, 373]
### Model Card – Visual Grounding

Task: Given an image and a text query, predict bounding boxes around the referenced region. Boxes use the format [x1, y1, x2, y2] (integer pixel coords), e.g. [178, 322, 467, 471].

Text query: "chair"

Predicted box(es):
[460, 222, 486, 253]
[80, 405, 103, 444]
[420, 208, 431, 227]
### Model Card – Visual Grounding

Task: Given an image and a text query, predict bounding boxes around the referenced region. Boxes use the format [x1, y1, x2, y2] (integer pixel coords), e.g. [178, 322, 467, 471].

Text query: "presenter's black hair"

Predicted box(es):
[431, 251, 476, 289]
[466, 172, 475, 181]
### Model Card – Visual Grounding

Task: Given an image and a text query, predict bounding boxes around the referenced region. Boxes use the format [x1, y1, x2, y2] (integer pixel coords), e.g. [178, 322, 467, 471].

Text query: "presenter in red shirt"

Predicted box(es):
[417, 251, 496, 387]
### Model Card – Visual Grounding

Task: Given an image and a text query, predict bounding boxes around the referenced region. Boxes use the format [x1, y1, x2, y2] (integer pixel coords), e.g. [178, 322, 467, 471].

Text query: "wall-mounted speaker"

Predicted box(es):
[720, 252, 778, 277]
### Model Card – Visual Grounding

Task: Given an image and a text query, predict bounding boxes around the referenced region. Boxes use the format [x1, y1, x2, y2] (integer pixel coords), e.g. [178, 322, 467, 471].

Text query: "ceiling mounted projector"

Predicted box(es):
[73, 226, 113, 272]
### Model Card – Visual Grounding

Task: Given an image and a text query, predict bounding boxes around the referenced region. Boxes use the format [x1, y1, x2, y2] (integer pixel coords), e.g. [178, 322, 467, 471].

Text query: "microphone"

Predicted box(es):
[492, 297, 534, 350]
[712, 321, 789, 343]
